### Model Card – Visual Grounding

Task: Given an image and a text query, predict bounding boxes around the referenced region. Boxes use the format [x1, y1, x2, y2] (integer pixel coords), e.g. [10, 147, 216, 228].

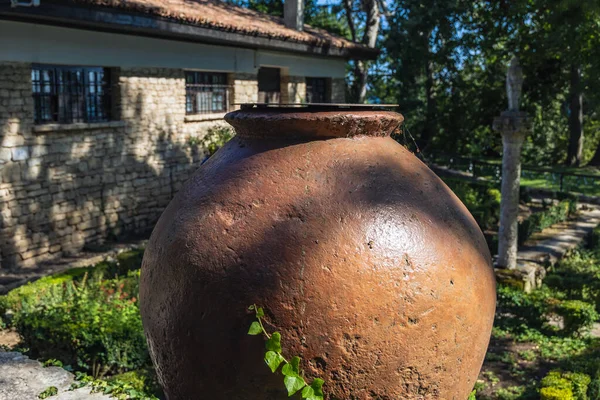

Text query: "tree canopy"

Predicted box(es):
[233, 0, 600, 166]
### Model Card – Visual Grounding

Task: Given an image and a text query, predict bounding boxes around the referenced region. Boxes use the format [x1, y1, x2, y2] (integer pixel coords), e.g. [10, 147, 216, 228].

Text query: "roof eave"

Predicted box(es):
[0, 2, 379, 60]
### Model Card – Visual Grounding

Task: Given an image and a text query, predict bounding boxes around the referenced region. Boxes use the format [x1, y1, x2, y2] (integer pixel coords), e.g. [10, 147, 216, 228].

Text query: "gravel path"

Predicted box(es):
[0, 352, 111, 400]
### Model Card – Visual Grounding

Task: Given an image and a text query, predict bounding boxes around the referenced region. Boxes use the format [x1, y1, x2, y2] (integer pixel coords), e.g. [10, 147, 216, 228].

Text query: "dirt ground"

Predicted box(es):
[0, 329, 21, 349]
[475, 336, 553, 399]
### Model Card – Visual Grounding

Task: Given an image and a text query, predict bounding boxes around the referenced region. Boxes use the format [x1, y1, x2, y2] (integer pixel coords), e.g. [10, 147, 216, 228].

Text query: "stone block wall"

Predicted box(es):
[232, 73, 259, 105]
[281, 75, 306, 104]
[0, 63, 231, 270]
[331, 78, 346, 103]
[0, 61, 347, 270]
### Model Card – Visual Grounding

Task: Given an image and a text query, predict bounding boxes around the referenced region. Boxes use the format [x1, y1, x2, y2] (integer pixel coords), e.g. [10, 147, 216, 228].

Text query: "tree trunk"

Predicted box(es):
[566, 64, 583, 166]
[349, 0, 380, 103]
[420, 31, 435, 149]
[589, 142, 600, 166]
[354, 61, 369, 103]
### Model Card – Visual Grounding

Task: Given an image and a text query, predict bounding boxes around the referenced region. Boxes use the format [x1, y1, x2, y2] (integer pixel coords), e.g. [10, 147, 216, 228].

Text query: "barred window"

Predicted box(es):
[185, 71, 230, 114]
[306, 78, 329, 103]
[32, 65, 112, 124]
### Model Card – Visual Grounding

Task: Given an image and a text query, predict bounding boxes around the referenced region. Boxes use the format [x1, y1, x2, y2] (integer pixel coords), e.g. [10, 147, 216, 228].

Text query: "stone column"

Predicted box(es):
[493, 111, 531, 269]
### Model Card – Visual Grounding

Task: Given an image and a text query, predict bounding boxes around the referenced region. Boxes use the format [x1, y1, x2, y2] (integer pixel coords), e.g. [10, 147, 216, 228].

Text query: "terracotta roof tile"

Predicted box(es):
[70, 0, 366, 52]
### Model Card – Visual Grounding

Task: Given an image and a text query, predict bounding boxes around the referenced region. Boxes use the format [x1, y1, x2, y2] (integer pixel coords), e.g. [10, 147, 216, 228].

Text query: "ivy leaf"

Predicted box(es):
[310, 378, 324, 394]
[256, 307, 265, 318]
[282, 356, 305, 395]
[282, 356, 301, 376]
[301, 378, 324, 399]
[301, 386, 314, 398]
[283, 375, 306, 397]
[266, 332, 282, 353]
[248, 322, 262, 335]
[264, 351, 284, 373]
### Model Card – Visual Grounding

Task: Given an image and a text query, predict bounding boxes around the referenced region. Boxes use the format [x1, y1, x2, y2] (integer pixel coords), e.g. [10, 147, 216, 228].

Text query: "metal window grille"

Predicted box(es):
[32, 65, 112, 124]
[306, 78, 329, 103]
[185, 71, 231, 114]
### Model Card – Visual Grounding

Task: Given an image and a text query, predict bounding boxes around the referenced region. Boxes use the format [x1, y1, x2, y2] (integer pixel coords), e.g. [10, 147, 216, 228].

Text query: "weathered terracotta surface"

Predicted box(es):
[140, 105, 496, 400]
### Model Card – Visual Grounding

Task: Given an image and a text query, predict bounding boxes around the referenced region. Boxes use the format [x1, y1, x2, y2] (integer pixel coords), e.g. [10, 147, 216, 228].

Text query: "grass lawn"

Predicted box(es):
[521, 174, 600, 197]
[432, 155, 600, 197]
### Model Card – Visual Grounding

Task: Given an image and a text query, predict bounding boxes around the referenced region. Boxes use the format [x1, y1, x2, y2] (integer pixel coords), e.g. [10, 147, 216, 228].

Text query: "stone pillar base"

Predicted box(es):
[495, 262, 546, 293]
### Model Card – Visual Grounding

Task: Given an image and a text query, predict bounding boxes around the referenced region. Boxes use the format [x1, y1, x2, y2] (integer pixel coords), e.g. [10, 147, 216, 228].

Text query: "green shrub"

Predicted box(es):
[556, 192, 579, 210]
[108, 369, 162, 398]
[567, 372, 592, 399]
[0, 249, 144, 318]
[0, 251, 163, 399]
[443, 179, 501, 231]
[496, 284, 555, 330]
[541, 371, 591, 400]
[10, 270, 147, 376]
[553, 300, 599, 336]
[589, 226, 600, 250]
[520, 187, 533, 204]
[38, 386, 58, 399]
[72, 370, 159, 400]
[540, 387, 574, 400]
[518, 199, 576, 245]
[196, 125, 234, 156]
[547, 250, 600, 314]
[588, 375, 600, 400]
[496, 386, 527, 400]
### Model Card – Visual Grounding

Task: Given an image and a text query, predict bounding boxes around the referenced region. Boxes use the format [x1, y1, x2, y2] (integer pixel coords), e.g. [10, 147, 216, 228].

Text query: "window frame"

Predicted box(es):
[31, 64, 113, 125]
[185, 71, 230, 115]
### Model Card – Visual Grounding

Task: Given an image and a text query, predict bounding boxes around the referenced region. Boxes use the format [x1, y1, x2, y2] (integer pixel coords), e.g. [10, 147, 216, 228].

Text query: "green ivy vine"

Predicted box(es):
[247, 305, 325, 400]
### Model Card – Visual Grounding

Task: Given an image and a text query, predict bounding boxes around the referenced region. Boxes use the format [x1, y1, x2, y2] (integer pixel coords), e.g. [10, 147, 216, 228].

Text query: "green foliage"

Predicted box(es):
[588, 226, 600, 250]
[70, 370, 160, 400]
[496, 386, 527, 400]
[541, 372, 576, 392]
[303, 0, 350, 38]
[492, 237, 600, 398]
[0, 249, 148, 378]
[540, 387, 574, 400]
[495, 284, 596, 360]
[0, 249, 162, 399]
[467, 389, 477, 400]
[473, 380, 486, 392]
[518, 200, 576, 245]
[247, 0, 282, 16]
[379, 0, 600, 166]
[540, 371, 591, 400]
[11, 271, 147, 376]
[483, 370, 500, 386]
[518, 349, 537, 362]
[546, 249, 600, 315]
[248, 305, 324, 400]
[198, 125, 235, 156]
[189, 125, 234, 156]
[553, 300, 599, 336]
[43, 359, 64, 368]
[0, 249, 144, 325]
[443, 178, 501, 231]
[38, 386, 58, 399]
[496, 284, 556, 330]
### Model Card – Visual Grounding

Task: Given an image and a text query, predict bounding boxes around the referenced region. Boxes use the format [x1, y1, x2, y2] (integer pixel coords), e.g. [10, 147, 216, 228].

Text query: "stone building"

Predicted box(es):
[0, 0, 376, 270]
